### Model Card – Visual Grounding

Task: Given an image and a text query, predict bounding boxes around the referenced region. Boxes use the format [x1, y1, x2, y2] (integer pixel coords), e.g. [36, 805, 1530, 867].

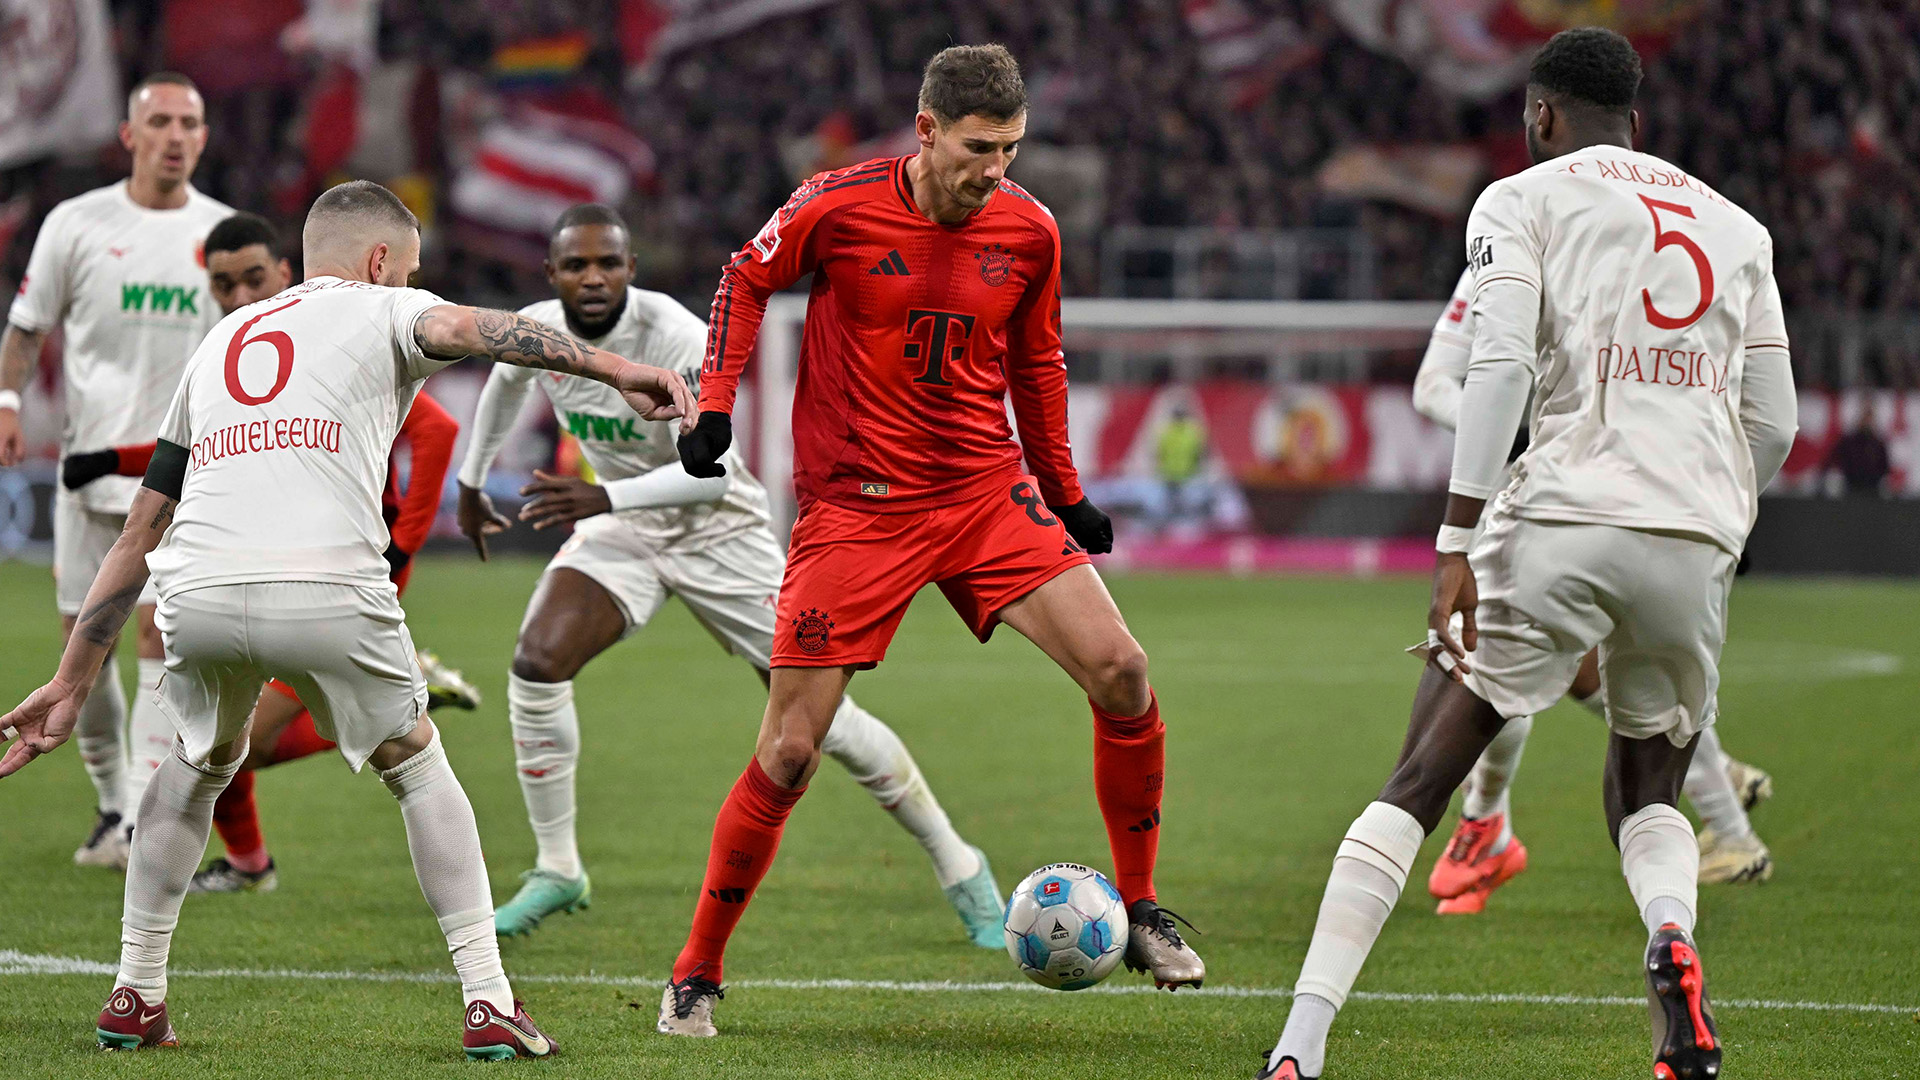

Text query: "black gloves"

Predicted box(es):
[1050, 497, 1114, 555]
[383, 542, 411, 580]
[677, 411, 732, 478]
[62, 449, 119, 490]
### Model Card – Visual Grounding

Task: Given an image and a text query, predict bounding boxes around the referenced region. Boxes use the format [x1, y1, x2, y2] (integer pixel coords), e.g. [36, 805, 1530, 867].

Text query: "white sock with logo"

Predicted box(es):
[1279, 801, 1426, 1075]
[507, 675, 582, 880]
[118, 748, 241, 1003]
[821, 695, 980, 887]
[1682, 724, 1752, 842]
[122, 658, 173, 828]
[74, 659, 128, 817]
[1619, 802, 1698, 939]
[378, 728, 513, 1012]
[1460, 714, 1531, 853]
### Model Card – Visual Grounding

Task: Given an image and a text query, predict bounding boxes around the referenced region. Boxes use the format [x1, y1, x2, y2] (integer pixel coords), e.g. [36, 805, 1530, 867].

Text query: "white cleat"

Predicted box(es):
[657, 976, 722, 1037]
[74, 811, 129, 870]
[1123, 899, 1205, 989]
[1724, 757, 1772, 812]
[419, 650, 482, 712]
[1697, 831, 1773, 884]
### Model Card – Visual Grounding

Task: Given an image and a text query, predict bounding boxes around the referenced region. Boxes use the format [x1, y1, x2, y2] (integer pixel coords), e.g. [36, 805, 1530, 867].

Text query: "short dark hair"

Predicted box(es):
[553, 203, 628, 235]
[204, 212, 281, 260]
[1529, 28, 1641, 115]
[307, 179, 420, 234]
[127, 71, 200, 116]
[917, 44, 1027, 125]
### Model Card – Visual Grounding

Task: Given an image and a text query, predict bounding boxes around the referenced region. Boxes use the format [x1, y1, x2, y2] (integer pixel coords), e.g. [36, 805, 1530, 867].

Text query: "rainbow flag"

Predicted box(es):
[492, 32, 589, 89]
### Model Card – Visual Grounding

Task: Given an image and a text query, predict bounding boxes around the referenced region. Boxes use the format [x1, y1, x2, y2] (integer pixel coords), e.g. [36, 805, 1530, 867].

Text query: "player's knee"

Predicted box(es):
[510, 637, 580, 684]
[1377, 762, 1451, 835]
[1086, 640, 1150, 713]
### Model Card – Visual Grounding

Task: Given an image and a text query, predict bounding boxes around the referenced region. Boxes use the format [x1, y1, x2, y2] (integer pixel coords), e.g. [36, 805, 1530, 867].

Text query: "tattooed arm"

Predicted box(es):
[1, 486, 176, 777]
[412, 305, 697, 424]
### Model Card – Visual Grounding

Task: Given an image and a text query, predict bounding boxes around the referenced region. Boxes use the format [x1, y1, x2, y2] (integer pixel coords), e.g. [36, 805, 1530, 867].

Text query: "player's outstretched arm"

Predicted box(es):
[0, 323, 47, 466]
[1, 480, 177, 777]
[413, 305, 696, 425]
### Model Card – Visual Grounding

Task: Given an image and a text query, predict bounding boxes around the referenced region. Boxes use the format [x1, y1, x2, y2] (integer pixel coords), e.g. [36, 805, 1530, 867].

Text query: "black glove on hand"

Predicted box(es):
[677, 411, 732, 478]
[1051, 497, 1114, 555]
[62, 449, 119, 491]
[383, 542, 411, 580]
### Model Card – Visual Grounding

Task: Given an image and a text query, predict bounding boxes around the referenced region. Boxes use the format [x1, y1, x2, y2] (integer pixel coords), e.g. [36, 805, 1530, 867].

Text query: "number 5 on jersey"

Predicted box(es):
[1638, 195, 1713, 330]
[225, 298, 303, 405]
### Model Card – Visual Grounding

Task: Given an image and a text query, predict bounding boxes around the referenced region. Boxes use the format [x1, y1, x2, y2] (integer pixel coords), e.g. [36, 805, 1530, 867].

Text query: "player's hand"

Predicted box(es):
[1050, 497, 1114, 555]
[677, 411, 731, 478]
[518, 470, 612, 529]
[61, 449, 119, 490]
[0, 408, 23, 468]
[1427, 552, 1478, 680]
[611, 360, 695, 424]
[0, 675, 85, 779]
[457, 482, 512, 561]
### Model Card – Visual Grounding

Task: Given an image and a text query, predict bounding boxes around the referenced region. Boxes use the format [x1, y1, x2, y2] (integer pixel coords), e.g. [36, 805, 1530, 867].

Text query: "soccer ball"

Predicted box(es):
[1003, 863, 1129, 990]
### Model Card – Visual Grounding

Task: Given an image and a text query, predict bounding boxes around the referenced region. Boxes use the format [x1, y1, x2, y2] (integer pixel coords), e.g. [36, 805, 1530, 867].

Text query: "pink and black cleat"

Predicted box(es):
[463, 998, 556, 1061]
[1254, 1053, 1317, 1080]
[1646, 924, 1721, 1080]
[96, 986, 178, 1050]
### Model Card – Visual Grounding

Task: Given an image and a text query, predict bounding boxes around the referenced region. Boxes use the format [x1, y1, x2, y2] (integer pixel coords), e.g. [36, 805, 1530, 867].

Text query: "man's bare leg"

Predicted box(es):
[996, 564, 1203, 988]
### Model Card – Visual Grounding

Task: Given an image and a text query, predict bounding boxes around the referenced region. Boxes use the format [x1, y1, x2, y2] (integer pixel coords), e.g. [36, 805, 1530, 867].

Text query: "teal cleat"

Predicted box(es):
[494, 868, 590, 938]
[943, 845, 1007, 949]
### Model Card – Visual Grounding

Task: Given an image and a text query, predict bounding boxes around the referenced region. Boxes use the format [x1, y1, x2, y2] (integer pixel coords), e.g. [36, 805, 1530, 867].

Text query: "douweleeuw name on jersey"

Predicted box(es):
[188, 417, 343, 468]
[119, 281, 203, 317]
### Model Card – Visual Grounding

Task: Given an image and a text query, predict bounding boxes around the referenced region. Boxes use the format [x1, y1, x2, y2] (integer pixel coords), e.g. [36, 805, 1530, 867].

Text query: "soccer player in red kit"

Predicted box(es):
[658, 44, 1204, 1037]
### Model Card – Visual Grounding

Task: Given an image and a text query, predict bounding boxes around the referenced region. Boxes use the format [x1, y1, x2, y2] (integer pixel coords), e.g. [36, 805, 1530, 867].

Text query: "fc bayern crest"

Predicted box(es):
[792, 608, 835, 654]
[975, 243, 1014, 287]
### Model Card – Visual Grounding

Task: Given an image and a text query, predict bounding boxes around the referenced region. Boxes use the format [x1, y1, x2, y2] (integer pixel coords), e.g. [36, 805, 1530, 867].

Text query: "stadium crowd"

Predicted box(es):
[3, 0, 1917, 350]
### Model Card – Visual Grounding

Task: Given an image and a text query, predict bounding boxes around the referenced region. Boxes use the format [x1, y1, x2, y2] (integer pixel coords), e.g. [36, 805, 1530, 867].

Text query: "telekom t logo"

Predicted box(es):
[903, 309, 976, 387]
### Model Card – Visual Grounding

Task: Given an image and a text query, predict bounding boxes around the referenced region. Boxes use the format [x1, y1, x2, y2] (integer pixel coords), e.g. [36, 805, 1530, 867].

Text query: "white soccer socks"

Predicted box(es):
[821, 695, 980, 888]
[1276, 801, 1426, 1075]
[122, 658, 172, 827]
[1461, 714, 1532, 849]
[507, 675, 583, 880]
[118, 748, 241, 1002]
[1619, 802, 1699, 937]
[74, 659, 129, 817]
[1682, 725, 1753, 842]
[378, 728, 513, 1012]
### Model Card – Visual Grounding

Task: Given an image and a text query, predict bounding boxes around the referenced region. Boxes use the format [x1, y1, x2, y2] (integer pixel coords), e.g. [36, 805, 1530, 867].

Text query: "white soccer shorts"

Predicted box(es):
[1462, 506, 1736, 747]
[545, 515, 784, 668]
[54, 488, 157, 616]
[153, 581, 426, 770]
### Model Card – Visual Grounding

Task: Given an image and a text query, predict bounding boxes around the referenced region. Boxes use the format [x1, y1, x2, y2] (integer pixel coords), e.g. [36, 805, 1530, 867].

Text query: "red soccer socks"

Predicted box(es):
[1092, 692, 1165, 908]
[210, 769, 265, 863]
[670, 759, 807, 983]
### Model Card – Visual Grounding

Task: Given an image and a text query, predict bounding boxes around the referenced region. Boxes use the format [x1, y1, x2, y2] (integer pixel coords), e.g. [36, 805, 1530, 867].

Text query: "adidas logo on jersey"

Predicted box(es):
[120, 282, 201, 316]
[867, 250, 910, 276]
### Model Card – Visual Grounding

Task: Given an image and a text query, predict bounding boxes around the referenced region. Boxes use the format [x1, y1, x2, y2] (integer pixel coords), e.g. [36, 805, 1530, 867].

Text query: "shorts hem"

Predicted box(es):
[542, 559, 642, 635]
[965, 554, 1092, 642]
[769, 654, 884, 670]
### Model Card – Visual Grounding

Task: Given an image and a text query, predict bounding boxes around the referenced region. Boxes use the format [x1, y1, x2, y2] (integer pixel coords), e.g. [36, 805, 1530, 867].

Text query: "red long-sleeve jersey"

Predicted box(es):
[383, 389, 457, 557]
[701, 155, 1084, 513]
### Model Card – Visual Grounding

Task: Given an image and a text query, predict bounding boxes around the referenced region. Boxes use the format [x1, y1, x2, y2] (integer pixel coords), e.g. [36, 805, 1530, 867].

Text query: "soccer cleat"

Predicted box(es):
[494, 868, 591, 937]
[1645, 924, 1721, 1080]
[96, 986, 178, 1050]
[74, 810, 129, 869]
[1427, 813, 1527, 900]
[942, 845, 1007, 949]
[1123, 899, 1205, 989]
[463, 998, 555, 1060]
[1434, 835, 1528, 914]
[1724, 758, 1773, 812]
[1254, 1053, 1317, 1080]
[1696, 832, 1772, 885]
[419, 650, 481, 712]
[187, 856, 278, 894]
[657, 975, 723, 1037]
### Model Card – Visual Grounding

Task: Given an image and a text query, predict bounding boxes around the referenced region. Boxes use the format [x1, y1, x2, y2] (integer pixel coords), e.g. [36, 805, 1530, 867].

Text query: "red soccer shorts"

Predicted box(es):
[772, 473, 1092, 668]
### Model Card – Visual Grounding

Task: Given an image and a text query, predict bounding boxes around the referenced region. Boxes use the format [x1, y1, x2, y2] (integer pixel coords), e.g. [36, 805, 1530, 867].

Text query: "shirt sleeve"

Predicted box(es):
[7, 203, 74, 333]
[389, 389, 457, 555]
[1412, 271, 1476, 430]
[1449, 276, 1540, 500]
[1464, 179, 1544, 295]
[698, 175, 835, 415]
[1005, 219, 1084, 507]
[393, 288, 465, 383]
[154, 373, 193, 448]
[1742, 258, 1790, 351]
[455, 361, 538, 489]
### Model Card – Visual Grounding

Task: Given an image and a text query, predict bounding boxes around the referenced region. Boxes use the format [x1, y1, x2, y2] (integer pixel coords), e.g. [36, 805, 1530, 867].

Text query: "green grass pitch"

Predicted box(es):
[1, 557, 1916, 1077]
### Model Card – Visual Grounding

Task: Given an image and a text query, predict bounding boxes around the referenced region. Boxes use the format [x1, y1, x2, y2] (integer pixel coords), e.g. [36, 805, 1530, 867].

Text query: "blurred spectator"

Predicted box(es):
[1829, 419, 1892, 496]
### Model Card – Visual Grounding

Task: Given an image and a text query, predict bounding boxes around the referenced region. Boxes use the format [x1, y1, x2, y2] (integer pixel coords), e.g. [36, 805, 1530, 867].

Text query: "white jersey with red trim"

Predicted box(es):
[1463, 146, 1788, 553]
[144, 276, 458, 599]
[5, 182, 232, 513]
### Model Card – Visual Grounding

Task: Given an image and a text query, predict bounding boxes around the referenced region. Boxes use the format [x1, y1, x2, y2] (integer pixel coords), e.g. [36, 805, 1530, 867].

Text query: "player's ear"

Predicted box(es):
[118, 120, 134, 153]
[1629, 108, 1642, 144]
[915, 111, 939, 149]
[368, 242, 388, 285]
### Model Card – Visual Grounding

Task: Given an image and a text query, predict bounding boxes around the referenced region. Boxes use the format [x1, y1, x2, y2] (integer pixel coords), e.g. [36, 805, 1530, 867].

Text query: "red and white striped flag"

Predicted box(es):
[449, 107, 654, 235]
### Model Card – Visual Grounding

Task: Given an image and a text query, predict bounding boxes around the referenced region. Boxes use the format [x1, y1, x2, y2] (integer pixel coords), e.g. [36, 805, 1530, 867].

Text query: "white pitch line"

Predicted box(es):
[1, 951, 1911, 1016]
